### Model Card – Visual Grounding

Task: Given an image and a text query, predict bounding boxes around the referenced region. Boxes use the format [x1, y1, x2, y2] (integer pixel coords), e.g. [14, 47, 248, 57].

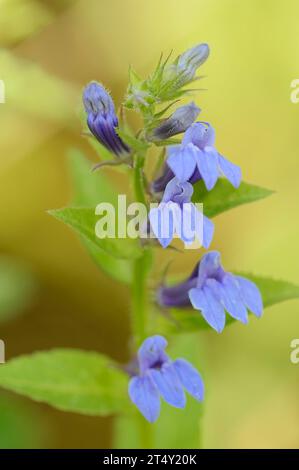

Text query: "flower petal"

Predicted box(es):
[128, 375, 160, 423]
[173, 358, 204, 401]
[202, 215, 214, 249]
[217, 154, 241, 188]
[149, 363, 186, 408]
[179, 202, 201, 244]
[189, 284, 226, 333]
[167, 144, 197, 183]
[162, 177, 193, 205]
[213, 275, 248, 324]
[196, 251, 224, 288]
[234, 275, 263, 317]
[149, 205, 175, 248]
[195, 146, 219, 190]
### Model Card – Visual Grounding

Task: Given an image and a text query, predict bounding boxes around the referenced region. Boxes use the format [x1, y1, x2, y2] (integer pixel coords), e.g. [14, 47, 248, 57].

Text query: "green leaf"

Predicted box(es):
[116, 129, 149, 153]
[128, 66, 142, 86]
[157, 274, 299, 334]
[0, 349, 128, 416]
[192, 179, 274, 218]
[0, 257, 36, 322]
[68, 150, 132, 283]
[49, 206, 142, 261]
[152, 138, 182, 147]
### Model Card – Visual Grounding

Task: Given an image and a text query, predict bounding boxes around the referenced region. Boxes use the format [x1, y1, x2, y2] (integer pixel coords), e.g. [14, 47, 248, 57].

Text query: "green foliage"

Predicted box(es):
[116, 129, 149, 153]
[68, 150, 132, 283]
[125, 50, 197, 117]
[0, 349, 128, 416]
[125, 66, 155, 111]
[49, 206, 142, 260]
[156, 274, 299, 334]
[192, 179, 274, 218]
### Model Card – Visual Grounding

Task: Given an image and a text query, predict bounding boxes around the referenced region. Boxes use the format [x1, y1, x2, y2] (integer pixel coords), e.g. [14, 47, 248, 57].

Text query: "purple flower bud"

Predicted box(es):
[178, 43, 210, 76]
[150, 102, 200, 141]
[83, 81, 130, 157]
[164, 43, 210, 88]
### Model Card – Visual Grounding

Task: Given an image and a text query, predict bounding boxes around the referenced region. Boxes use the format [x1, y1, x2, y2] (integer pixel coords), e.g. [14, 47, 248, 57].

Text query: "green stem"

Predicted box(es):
[132, 253, 148, 346]
[131, 151, 154, 447]
[138, 412, 154, 449]
[133, 153, 147, 206]
[131, 152, 150, 347]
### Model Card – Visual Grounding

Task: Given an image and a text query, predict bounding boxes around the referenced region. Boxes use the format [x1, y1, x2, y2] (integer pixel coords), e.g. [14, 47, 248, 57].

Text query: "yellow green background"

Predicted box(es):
[0, 0, 298, 448]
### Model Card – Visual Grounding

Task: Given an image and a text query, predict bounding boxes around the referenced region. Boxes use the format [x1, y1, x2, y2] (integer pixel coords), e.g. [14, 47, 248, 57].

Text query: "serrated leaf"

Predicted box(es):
[68, 150, 132, 283]
[156, 274, 299, 334]
[192, 179, 274, 218]
[49, 207, 142, 261]
[0, 349, 128, 416]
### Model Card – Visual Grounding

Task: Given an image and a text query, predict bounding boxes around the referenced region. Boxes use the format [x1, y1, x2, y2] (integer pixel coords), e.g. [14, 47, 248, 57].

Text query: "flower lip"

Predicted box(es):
[138, 335, 169, 374]
[162, 177, 194, 206]
[196, 250, 225, 287]
[182, 121, 215, 149]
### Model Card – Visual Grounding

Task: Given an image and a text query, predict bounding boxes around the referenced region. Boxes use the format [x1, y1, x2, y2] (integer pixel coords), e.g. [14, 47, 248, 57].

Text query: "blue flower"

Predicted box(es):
[166, 122, 242, 190]
[149, 177, 214, 249]
[151, 162, 177, 193]
[158, 251, 263, 333]
[83, 81, 130, 157]
[128, 335, 204, 423]
[149, 102, 200, 141]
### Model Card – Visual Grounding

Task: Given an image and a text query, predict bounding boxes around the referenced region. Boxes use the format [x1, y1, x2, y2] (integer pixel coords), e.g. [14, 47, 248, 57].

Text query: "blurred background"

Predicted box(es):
[0, 0, 298, 448]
